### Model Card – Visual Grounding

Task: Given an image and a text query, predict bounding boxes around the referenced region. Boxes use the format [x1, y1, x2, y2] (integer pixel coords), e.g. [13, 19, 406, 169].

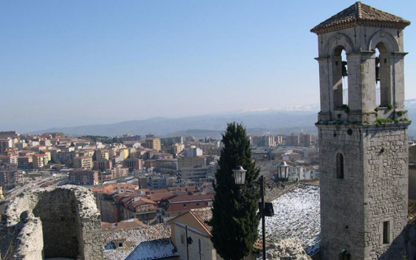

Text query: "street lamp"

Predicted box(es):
[277, 161, 290, 182]
[233, 166, 246, 185]
[233, 166, 267, 260]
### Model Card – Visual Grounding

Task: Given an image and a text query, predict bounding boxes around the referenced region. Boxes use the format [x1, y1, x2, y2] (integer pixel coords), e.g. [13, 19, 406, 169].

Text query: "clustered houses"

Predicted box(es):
[0, 131, 224, 190]
[92, 183, 214, 225]
[248, 133, 316, 147]
[0, 129, 321, 192]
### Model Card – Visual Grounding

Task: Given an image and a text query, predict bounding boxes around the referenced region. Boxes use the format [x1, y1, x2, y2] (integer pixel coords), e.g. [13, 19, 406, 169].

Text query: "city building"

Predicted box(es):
[73, 156, 93, 169]
[145, 137, 161, 152]
[286, 134, 300, 146]
[177, 165, 216, 183]
[69, 169, 99, 185]
[123, 158, 142, 171]
[185, 146, 203, 158]
[32, 154, 48, 169]
[94, 160, 113, 172]
[161, 194, 214, 218]
[0, 170, 20, 188]
[177, 157, 206, 169]
[95, 149, 110, 161]
[111, 167, 129, 179]
[147, 175, 167, 190]
[168, 208, 220, 260]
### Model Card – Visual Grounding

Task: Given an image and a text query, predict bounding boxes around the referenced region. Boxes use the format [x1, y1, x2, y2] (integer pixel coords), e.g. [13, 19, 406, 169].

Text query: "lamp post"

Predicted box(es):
[233, 166, 266, 260]
[277, 161, 290, 182]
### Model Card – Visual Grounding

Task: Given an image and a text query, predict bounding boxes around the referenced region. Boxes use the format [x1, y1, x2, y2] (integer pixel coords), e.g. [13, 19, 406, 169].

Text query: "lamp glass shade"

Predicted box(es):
[277, 161, 289, 179]
[233, 166, 247, 185]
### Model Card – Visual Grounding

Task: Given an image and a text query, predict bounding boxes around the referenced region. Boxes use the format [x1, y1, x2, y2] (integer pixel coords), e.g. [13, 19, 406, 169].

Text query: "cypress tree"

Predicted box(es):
[210, 123, 260, 260]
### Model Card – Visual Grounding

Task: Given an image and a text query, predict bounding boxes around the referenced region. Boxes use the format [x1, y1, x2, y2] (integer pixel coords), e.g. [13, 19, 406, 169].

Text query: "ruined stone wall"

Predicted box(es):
[5, 185, 103, 260]
[32, 188, 79, 258]
[98, 198, 117, 223]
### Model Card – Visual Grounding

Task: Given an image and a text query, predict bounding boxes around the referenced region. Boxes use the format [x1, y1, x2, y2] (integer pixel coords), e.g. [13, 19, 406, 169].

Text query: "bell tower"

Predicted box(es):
[311, 2, 411, 259]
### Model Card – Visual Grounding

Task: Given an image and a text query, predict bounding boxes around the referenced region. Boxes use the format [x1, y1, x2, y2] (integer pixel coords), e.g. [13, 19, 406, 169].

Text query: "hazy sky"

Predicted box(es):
[1, 0, 415, 132]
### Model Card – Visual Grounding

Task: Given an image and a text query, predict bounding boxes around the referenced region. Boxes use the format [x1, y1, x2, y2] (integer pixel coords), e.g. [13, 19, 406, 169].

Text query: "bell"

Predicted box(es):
[375, 57, 381, 82]
[342, 61, 348, 77]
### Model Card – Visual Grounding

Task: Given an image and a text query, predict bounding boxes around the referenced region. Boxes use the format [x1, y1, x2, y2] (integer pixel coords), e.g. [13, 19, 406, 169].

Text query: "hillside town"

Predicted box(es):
[2, 1, 416, 260]
[0, 130, 320, 259]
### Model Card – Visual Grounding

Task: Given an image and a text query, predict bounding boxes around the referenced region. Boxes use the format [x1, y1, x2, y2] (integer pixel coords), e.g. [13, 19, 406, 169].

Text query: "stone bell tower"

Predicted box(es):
[311, 2, 411, 259]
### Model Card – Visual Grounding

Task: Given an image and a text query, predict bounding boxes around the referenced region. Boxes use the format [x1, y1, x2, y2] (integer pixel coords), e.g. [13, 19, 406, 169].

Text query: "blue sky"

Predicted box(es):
[1, 0, 415, 132]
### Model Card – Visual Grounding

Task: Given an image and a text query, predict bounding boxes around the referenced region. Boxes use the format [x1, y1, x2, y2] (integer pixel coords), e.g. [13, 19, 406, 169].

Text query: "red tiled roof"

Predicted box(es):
[191, 208, 213, 233]
[169, 193, 214, 203]
[129, 197, 156, 207]
[101, 218, 146, 231]
[148, 192, 176, 202]
[149, 188, 169, 194]
[311, 2, 410, 34]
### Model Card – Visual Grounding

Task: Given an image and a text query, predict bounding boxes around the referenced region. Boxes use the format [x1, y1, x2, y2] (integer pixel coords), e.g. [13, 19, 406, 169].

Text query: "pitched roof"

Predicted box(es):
[168, 193, 214, 203]
[125, 238, 179, 260]
[311, 2, 410, 34]
[191, 208, 213, 233]
[101, 218, 146, 231]
[147, 192, 176, 202]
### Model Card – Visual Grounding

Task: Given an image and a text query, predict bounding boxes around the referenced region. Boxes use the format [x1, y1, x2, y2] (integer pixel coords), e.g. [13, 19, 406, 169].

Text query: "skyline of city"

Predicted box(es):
[2, 0, 415, 132]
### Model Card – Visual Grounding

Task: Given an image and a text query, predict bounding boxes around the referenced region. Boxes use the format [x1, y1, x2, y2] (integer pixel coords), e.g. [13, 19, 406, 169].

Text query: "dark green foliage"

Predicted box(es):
[343, 104, 350, 114]
[210, 123, 260, 260]
[376, 118, 394, 126]
[387, 104, 394, 110]
[397, 111, 404, 116]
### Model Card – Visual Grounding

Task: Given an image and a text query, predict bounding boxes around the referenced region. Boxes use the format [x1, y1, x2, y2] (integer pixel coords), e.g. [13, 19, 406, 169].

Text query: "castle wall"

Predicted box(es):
[5, 185, 103, 260]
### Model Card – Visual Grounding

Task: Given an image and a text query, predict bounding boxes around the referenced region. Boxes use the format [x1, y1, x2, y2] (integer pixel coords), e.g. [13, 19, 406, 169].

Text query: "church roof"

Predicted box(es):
[311, 2, 410, 35]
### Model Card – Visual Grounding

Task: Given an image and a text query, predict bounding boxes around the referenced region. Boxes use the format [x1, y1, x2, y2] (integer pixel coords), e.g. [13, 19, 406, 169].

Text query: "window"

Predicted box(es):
[336, 153, 344, 179]
[199, 239, 203, 257]
[383, 221, 390, 244]
[196, 202, 201, 207]
[183, 203, 187, 208]
[181, 234, 185, 244]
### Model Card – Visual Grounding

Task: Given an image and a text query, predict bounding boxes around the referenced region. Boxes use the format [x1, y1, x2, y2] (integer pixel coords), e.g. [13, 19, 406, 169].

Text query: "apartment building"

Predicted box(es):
[69, 169, 98, 185]
[145, 137, 161, 152]
[73, 156, 93, 169]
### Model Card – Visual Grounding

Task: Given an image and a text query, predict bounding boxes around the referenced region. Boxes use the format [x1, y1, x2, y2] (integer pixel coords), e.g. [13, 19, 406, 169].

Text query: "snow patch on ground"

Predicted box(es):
[260, 184, 320, 256]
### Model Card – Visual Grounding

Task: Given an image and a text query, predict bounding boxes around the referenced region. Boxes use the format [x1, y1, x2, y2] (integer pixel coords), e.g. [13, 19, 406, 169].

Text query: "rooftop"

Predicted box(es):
[311, 2, 410, 34]
[125, 238, 178, 260]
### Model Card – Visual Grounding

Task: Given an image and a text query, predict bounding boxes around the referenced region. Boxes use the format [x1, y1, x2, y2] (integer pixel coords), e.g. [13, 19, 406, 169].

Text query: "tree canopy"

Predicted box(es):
[210, 123, 260, 260]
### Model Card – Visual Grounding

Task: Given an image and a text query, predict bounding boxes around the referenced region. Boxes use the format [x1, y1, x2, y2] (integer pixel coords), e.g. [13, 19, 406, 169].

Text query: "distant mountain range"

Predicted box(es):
[31, 100, 416, 138]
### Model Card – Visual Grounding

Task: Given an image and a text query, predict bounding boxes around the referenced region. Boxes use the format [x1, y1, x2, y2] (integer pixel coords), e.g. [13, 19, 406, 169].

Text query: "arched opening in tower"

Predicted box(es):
[333, 46, 348, 109]
[375, 48, 381, 107]
[341, 49, 348, 106]
[375, 42, 391, 108]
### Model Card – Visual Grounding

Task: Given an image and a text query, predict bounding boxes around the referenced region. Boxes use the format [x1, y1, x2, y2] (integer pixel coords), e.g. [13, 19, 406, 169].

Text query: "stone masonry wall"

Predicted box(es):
[363, 125, 409, 259]
[318, 122, 409, 260]
[5, 185, 103, 260]
[319, 124, 366, 260]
